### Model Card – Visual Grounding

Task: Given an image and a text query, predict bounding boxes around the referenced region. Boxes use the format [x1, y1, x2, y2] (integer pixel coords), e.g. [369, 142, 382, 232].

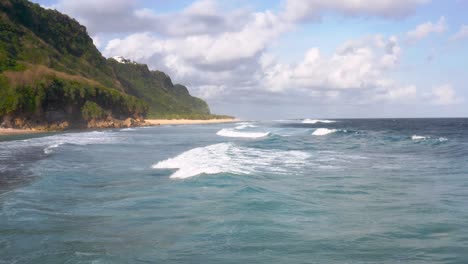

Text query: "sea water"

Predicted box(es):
[0, 119, 467, 263]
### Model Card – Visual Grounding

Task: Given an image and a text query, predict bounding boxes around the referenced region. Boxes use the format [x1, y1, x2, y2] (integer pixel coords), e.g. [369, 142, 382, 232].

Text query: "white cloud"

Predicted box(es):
[450, 24, 468, 41]
[50, 0, 453, 113]
[184, 0, 219, 16]
[406, 16, 447, 43]
[427, 84, 464, 105]
[53, 0, 431, 37]
[53, 0, 149, 34]
[105, 28, 423, 106]
[372, 85, 417, 102]
[60, 0, 136, 15]
[104, 10, 289, 82]
[191, 85, 226, 99]
[53, 0, 249, 37]
[260, 35, 405, 96]
[91, 35, 102, 49]
[283, 0, 429, 22]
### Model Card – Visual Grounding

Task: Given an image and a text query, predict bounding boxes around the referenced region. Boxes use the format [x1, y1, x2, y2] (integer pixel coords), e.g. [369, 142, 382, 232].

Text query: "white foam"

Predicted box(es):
[43, 143, 64, 154]
[42, 131, 120, 154]
[235, 124, 257, 130]
[0, 131, 121, 155]
[235, 122, 254, 125]
[216, 128, 270, 138]
[234, 122, 258, 130]
[152, 143, 310, 179]
[302, 119, 336, 124]
[412, 135, 429, 141]
[412, 135, 449, 142]
[312, 128, 337, 136]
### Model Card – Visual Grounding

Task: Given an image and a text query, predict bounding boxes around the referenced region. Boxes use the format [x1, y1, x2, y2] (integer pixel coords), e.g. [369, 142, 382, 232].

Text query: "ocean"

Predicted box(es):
[1, 118, 467, 263]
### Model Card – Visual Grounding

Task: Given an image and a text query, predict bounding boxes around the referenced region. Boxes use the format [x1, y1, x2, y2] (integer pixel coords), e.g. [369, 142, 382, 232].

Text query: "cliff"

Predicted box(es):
[108, 59, 210, 118]
[0, 0, 224, 130]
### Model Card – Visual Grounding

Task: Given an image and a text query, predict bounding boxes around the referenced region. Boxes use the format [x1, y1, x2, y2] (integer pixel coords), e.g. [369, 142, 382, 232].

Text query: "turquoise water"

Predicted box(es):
[1, 119, 468, 263]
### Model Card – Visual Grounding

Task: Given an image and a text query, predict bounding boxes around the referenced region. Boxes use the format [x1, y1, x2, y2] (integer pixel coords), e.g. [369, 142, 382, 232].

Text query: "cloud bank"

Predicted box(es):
[43, 0, 465, 117]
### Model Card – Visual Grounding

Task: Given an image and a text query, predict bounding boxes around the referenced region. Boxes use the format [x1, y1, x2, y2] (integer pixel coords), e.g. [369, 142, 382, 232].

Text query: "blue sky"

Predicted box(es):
[32, 0, 467, 119]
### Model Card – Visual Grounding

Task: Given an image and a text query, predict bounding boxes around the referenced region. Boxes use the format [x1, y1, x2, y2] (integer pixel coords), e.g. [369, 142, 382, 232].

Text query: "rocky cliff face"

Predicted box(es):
[1, 114, 146, 131]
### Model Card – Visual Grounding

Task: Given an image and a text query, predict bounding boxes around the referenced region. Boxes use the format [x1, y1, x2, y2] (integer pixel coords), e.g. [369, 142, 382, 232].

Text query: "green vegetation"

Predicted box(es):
[0, 0, 231, 129]
[81, 101, 106, 121]
[160, 113, 235, 120]
[0, 0, 118, 87]
[108, 59, 211, 118]
[0, 75, 148, 121]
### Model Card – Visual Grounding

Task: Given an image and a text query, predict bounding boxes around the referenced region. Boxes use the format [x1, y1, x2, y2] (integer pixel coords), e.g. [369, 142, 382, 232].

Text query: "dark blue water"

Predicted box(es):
[1, 119, 468, 263]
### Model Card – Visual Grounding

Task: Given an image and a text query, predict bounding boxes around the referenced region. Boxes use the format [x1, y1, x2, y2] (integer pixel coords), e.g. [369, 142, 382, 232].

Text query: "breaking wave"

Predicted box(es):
[412, 135, 429, 141]
[42, 131, 120, 154]
[43, 143, 64, 154]
[235, 123, 257, 130]
[120, 128, 137, 132]
[152, 143, 309, 179]
[312, 128, 338, 136]
[216, 128, 270, 138]
[302, 119, 336, 124]
[412, 135, 448, 142]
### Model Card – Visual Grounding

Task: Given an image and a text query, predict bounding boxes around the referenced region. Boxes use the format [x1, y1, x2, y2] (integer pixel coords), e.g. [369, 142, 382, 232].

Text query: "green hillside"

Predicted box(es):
[108, 59, 210, 118]
[0, 0, 227, 130]
[0, 0, 119, 87]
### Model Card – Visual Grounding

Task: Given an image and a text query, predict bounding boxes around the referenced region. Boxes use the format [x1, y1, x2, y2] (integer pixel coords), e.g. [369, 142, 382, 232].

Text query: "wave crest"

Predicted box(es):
[302, 119, 336, 124]
[152, 143, 309, 179]
[120, 128, 137, 132]
[235, 124, 257, 130]
[312, 128, 338, 136]
[216, 128, 270, 138]
[412, 135, 429, 141]
[412, 135, 448, 142]
[44, 143, 64, 154]
[43, 131, 119, 154]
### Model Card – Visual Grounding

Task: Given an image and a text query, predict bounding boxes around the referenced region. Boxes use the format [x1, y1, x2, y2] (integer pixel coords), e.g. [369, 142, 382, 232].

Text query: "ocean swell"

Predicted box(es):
[216, 128, 270, 138]
[302, 119, 336, 124]
[42, 131, 120, 154]
[412, 135, 448, 143]
[152, 143, 309, 179]
[235, 123, 257, 130]
[312, 128, 338, 136]
[412, 135, 429, 141]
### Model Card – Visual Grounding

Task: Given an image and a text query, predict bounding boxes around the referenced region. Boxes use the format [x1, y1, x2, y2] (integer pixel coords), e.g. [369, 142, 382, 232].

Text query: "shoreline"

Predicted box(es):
[144, 118, 238, 126]
[0, 118, 239, 136]
[0, 128, 42, 136]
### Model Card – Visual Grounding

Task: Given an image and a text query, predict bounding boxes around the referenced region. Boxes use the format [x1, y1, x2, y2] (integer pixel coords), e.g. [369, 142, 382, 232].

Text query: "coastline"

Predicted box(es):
[144, 118, 238, 126]
[0, 118, 238, 136]
[0, 128, 41, 136]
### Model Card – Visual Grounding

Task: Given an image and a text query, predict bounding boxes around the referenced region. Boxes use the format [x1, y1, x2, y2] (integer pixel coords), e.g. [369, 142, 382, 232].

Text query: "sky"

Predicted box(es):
[32, 0, 468, 119]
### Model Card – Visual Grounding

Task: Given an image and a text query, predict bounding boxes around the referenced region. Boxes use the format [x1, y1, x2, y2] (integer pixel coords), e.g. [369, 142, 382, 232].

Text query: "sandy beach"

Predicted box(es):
[0, 119, 238, 136]
[0, 128, 40, 136]
[144, 118, 238, 126]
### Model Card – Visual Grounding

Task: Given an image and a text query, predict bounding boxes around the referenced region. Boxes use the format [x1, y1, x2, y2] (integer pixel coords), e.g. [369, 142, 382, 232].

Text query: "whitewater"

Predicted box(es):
[1, 118, 468, 263]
